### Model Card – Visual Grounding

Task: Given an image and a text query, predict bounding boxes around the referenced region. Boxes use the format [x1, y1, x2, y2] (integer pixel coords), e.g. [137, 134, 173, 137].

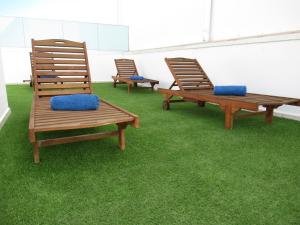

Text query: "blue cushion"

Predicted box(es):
[50, 94, 100, 111]
[214, 86, 247, 96]
[130, 75, 144, 80]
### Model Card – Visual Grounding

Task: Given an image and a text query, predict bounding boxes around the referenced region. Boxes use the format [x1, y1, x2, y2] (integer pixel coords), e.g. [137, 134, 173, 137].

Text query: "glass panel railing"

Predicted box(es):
[0, 16, 129, 51]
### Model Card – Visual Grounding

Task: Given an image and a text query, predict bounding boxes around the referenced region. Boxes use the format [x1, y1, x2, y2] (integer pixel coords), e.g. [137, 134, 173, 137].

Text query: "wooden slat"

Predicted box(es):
[35, 65, 87, 70]
[36, 71, 88, 76]
[34, 47, 84, 53]
[181, 82, 209, 86]
[35, 114, 130, 126]
[36, 83, 90, 89]
[35, 52, 85, 59]
[36, 77, 89, 83]
[37, 89, 91, 96]
[175, 72, 205, 75]
[35, 59, 86, 64]
[172, 65, 199, 68]
[32, 39, 84, 48]
[182, 86, 211, 90]
[35, 111, 128, 120]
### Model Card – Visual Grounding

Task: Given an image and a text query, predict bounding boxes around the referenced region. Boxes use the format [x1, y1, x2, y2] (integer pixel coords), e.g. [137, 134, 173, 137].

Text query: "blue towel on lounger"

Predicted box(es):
[38, 75, 58, 78]
[214, 86, 247, 96]
[43, 76, 58, 78]
[50, 94, 100, 111]
[130, 75, 144, 80]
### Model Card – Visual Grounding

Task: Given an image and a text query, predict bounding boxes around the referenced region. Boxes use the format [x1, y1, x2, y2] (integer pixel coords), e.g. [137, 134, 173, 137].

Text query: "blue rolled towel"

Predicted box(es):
[38, 75, 58, 78]
[50, 94, 100, 111]
[214, 85, 247, 96]
[130, 75, 144, 80]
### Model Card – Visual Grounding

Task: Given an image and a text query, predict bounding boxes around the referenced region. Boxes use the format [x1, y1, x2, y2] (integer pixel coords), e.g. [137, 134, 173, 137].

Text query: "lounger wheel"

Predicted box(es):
[162, 101, 170, 110]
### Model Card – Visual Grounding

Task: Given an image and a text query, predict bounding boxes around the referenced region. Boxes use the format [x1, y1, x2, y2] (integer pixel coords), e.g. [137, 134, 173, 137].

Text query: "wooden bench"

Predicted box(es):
[112, 58, 159, 93]
[159, 57, 300, 129]
[29, 39, 139, 163]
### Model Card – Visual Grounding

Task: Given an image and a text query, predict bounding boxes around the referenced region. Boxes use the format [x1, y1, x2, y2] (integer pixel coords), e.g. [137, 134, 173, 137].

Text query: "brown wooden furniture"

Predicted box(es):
[29, 52, 34, 87]
[23, 52, 35, 86]
[159, 57, 300, 129]
[26, 52, 63, 88]
[113, 59, 159, 93]
[29, 39, 139, 163]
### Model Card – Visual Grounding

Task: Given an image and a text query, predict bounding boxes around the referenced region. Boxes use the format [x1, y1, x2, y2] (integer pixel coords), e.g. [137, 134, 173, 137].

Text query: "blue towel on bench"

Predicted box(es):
[130, 75, 144, 80]
[214, 85, 247, 96]
[50, 94, 100, 111]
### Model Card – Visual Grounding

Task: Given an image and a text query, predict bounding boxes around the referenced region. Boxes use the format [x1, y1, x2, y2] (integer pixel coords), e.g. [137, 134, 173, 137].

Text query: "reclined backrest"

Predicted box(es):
[165, 57, 214, 91]
[29, 52, 34, 75]
[31, 39, 92, 97]
[115, 59, 138, 78]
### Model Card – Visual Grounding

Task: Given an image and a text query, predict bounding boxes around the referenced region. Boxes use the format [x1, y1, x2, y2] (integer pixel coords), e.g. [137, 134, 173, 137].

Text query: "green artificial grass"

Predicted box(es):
[0, 83, 300, 225]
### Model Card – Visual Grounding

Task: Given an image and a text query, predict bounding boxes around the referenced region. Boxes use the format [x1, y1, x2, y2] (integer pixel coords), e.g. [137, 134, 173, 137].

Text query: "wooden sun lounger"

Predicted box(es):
[112, 58, 159, 93]
[23, 53, 35, 86]
[29, 39, 139, 163]
[159, 57, 300, 129]
[24, 52, 64, 88]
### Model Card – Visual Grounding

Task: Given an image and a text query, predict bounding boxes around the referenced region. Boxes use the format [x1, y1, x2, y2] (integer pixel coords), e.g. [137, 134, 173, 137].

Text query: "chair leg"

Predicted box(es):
[265, 106, 274, 124]
[222, 105, 240, 129]
[34, 142, 40, 163]
[197, 101, 205, 107]
[163, 100, 170, 110]
[163, 94, 172, 110]
[117, 123, 127, 150]
[134, 82, 138, 87]
[225, 107, 234, 129]
[150, 82, 155, 91]
[128, 84, 132, 94]
[113, 80, 117, 88]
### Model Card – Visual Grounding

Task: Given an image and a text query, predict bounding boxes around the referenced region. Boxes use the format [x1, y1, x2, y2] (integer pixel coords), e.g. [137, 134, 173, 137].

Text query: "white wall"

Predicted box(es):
[211, 0, 300, 40]
[129, 39, 300, 119]
[119, 0, 212, 50]
[0, 50, 10, 129]
[0, 48, 124, 84]
[121, 0, 300, 50]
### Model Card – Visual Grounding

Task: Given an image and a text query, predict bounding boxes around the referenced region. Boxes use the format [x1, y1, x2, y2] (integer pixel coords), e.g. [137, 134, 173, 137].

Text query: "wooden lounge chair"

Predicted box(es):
[112, 58, 159, 93]
[159, 57, 300, 129]
[29, 39, 139, 163]
[26, 52, 64, 88]
[23, 52, 35, 86]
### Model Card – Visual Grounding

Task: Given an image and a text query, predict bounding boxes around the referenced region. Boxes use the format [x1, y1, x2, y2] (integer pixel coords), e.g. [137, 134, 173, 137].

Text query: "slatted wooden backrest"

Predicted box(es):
[29, 52, 34, 75]
[165, 57, 214, 91]
[31, 39, 92, 97]
[115, 59, 139, 78]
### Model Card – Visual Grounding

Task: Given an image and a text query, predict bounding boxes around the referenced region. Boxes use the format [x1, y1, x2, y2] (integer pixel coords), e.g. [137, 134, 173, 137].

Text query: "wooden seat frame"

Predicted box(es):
[29, 39, 139, 163]
[112, 58, 159, 93]
[159, 57, 300, 129]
